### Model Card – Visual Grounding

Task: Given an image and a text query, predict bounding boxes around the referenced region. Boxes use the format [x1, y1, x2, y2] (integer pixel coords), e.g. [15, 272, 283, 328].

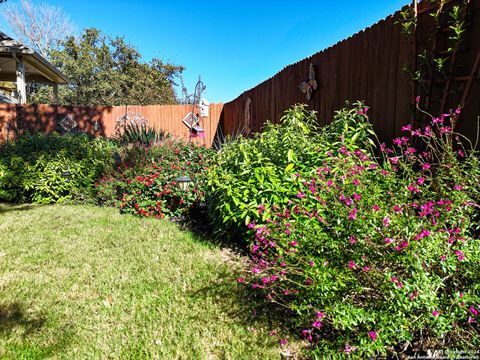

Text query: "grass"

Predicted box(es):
[0, 204, 296, 359]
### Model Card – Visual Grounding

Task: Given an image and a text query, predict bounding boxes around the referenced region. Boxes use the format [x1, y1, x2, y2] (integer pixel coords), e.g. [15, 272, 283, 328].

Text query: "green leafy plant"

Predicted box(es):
[117, 123, 169, 147]
[0, 132, 118, 203]
[207, 102, 374, 242]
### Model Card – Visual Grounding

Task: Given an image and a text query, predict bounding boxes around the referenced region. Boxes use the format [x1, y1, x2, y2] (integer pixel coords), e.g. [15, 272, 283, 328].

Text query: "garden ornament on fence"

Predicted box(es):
[115, 112, 148, 137]
[298, 63, 317, 101]
[182, 76, 208, 142]
[58, 114, 78, 132]
[243, 97, 252, 136]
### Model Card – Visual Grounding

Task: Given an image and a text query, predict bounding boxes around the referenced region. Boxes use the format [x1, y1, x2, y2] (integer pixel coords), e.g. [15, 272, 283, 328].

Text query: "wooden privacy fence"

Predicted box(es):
[220, 0, 480, 144]
[1, 1, 479, 147]
[0, 103, 224, 147]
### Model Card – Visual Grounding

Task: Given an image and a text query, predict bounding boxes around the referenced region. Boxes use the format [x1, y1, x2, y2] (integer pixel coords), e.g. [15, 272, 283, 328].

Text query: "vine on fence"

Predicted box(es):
[397, 0, 469, 120]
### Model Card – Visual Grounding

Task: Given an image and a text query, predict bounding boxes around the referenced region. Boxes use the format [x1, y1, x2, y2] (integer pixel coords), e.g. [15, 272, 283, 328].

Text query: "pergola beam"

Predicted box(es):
[15, 55, 26, 104]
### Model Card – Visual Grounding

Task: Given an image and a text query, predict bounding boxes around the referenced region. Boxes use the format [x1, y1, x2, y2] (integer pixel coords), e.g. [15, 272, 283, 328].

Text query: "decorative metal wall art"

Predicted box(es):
[298, 63, 317, 101]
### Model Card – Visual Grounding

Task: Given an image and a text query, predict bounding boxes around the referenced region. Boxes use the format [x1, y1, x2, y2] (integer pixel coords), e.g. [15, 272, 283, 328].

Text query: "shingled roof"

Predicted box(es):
[0, 31, 68, 84]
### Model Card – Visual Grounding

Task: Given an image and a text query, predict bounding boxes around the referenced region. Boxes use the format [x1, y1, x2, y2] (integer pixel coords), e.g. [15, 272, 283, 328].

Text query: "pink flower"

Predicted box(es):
[441, 255, 446, 262]
[397, 280, 403, 289]
[470, 306, 478, 317]
[383, 217, 390, 227]
[349, 235, 356, 245]
[297, 192, 305, 199]
[454, 185, 463, 191]
[312, 321, 322, 328]
[372, 204, 380, 212]
[348, 208, 357, 220]
[401, 124, 412, 132]
[415, 96, 420, 103]
[290, 241, 297, 247]
[306, 278, 313, 285]
[353, 193, 361, 201]
[458, 150, 465, 157]
[455, 250, 465, 261]
[252, 267, 260, 274]
[237, 277, 245, 283]
[385, 237, 393, 245]
[348, 261, 356, 270]
[315, 311, 325, 318]
[408, 184, 420, 193]
[309, 261, 315, 267]
[409, 293, 415, 300]
[417, 177, 425, 185]
[422, 163, 431, 171]
[433, 310, 439, 317]
[363, 266, 370, 272]
[368, 331, 377, 341]
[344, 345, 352, 354]
[280, 338, 287, 346]
[389, 157, 399, 165]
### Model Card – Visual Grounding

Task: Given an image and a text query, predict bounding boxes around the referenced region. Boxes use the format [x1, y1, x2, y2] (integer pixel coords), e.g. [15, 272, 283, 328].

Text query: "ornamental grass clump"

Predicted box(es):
[235, 105, 479, 357]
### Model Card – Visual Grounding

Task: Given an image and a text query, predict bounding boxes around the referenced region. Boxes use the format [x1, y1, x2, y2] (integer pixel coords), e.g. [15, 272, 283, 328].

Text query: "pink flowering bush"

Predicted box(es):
[231, 104, 480, 356]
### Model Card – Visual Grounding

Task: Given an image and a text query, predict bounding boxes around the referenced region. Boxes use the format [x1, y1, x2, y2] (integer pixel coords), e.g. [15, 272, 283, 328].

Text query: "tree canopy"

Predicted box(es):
[30, 28, 184, 106]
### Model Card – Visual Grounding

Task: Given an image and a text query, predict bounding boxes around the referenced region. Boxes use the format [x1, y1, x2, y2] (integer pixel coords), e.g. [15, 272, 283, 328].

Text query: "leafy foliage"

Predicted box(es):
[207, 103, 374, 242]
[29, 28, 184, 106]
[116, 123, 170, 147]
[0, 132, 118, 203]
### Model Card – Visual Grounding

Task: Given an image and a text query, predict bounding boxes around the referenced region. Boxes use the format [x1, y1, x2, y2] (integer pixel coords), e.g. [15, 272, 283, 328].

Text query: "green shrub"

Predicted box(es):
[236, 106, 480, 356]
[207, 102, 374, 242]
[0, 132, 119, 203]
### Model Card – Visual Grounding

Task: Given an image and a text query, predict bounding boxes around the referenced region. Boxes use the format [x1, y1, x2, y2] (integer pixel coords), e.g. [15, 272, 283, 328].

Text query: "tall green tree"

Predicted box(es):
[29, 28, 184, 106]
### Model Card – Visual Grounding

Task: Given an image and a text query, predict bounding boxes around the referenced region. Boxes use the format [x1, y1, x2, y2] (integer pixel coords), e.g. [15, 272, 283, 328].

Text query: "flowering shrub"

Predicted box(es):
[96, 138, 214, 219]
[207, 103, 374, 241]
[234, 106, 480, 356]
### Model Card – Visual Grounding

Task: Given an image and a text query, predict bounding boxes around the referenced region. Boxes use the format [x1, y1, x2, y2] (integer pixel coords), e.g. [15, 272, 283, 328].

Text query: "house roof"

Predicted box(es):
[0, 31, 68, 84]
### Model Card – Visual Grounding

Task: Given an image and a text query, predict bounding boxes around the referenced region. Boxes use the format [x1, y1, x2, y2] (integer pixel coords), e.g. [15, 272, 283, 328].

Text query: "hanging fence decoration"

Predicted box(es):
[182, 111, 199, 130]
[58, 114, 78, 132]
[298, 63, 317, 101]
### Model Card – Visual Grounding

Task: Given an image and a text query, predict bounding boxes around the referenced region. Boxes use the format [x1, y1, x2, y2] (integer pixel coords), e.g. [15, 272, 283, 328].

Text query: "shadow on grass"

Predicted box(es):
[0, 203, 43, 215]
[188, 266, 298, 339]
[0, 302, 72, 358]
[0, 302, 46, 336]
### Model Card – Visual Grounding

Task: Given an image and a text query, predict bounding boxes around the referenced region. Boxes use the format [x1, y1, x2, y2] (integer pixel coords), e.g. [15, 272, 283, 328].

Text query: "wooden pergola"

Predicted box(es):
[0, 31, 68, 104]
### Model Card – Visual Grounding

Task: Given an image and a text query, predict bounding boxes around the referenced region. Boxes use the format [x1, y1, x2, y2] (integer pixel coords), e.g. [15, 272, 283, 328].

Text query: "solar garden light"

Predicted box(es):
[61, 169, 72, 183]
[93, 120, 100, 132]
[175, 176, 192, 192]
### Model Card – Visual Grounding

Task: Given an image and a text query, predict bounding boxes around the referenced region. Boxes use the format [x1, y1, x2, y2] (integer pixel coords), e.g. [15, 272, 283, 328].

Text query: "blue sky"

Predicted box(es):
[2, 0, 408, 103]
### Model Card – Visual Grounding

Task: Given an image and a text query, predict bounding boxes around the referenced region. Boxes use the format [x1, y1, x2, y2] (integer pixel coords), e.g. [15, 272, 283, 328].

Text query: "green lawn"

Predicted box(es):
[0, 204, 295, 359]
